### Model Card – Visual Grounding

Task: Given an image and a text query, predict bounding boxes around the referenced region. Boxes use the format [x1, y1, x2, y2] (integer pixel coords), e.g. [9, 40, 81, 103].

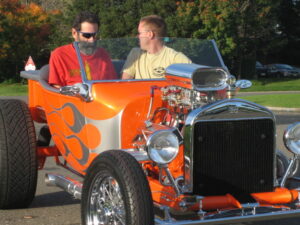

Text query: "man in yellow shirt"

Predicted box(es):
[122, 15, 191, 79]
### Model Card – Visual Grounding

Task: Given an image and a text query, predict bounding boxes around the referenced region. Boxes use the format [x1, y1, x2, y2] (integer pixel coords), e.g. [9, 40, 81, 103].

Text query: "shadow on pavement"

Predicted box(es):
[30, 191, 80, 208]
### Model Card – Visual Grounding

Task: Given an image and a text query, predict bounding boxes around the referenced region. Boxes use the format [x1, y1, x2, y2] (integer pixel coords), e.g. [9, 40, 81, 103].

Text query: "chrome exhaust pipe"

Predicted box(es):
[45, 173, 82, 199]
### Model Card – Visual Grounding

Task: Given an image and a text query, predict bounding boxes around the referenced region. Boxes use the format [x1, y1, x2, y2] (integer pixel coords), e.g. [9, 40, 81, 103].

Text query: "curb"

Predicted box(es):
[267, 106, 300, 112]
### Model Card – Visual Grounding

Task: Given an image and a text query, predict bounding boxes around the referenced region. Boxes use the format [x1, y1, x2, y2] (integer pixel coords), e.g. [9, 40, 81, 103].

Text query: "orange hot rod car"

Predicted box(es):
[1, 38, 300, 225]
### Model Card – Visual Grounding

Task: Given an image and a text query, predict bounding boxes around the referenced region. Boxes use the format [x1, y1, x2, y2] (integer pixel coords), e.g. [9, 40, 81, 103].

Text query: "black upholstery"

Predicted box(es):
[39, 64, 49, 82]
[39, 64, 59, 93]
[112, 60, 125, 78]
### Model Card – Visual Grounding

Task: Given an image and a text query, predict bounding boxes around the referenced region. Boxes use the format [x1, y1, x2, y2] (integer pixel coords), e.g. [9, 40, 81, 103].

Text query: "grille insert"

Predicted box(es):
[193, 119, 274, 202]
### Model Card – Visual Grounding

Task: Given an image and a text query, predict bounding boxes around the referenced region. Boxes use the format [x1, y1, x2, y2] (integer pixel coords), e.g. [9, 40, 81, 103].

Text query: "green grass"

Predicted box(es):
[239, 94, 300, 108]
[0, 79, 299, 108]
[242, 78, 300, 92]
[239, 78, 300, 108]
[0, 83, 28, 96]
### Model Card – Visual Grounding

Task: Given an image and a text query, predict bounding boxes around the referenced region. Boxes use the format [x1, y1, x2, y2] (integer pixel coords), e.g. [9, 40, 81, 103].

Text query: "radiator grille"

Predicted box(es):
[193, 119, 274, 202]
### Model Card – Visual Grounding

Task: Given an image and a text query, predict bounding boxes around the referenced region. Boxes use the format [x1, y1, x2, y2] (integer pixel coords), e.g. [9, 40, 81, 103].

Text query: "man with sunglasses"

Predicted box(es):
[49, 11, 116, 88]
[122, 15, 191, 80]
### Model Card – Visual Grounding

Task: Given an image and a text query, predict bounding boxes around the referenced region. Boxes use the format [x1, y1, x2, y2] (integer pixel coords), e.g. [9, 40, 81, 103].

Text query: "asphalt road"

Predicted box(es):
[0, 96, 300, 225]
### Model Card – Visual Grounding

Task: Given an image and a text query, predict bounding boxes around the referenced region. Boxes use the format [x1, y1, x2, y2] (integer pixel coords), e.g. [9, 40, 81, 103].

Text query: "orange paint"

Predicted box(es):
[251, 187, 298, 204]
[148, 176, 241, 211]
[27, 76, 300, 211]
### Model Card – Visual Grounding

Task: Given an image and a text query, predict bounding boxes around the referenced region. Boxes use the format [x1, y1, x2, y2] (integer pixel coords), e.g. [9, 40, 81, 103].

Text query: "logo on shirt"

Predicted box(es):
[153, 67, 165, 77]
[69, 69, 81, 77]
[85, 61, 92, 80]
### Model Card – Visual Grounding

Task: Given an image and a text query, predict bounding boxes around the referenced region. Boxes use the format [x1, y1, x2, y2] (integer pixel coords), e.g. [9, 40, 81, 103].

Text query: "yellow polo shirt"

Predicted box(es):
[122, 46, 191, 79]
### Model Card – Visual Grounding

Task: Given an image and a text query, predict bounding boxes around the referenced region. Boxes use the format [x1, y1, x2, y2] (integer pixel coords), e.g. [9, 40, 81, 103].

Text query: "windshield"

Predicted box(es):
[74, 38, 228, 82]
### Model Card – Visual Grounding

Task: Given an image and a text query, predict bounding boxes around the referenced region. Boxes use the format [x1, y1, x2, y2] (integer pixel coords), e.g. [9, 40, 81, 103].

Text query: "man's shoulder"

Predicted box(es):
[163, 46, 191, 63]
[129, 47, 144, 55]
[52, 44, 74, 55]
[124, 48, 145, 61]
[164, 46, 182, 55]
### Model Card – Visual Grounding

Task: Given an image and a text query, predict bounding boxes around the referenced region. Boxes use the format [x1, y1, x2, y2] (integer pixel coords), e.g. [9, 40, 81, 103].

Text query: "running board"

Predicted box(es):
[45, 173, 82, 199]
[154, 204, 300, 225]
[45, 173, 300, 224]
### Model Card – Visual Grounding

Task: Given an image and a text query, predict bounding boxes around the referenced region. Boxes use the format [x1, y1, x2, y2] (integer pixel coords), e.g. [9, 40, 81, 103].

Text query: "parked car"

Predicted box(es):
[1, 38, 300, 225]
[266, 63, 299, 78]
[292, 66, 300, 77]
[256, 61, 268, 77]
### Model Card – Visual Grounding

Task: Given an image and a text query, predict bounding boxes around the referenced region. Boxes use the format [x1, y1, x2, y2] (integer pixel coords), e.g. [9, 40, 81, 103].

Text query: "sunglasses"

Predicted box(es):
[77, 31, 98, 39]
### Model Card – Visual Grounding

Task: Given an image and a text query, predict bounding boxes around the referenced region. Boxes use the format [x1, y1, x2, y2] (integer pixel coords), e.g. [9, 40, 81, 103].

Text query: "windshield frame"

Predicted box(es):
[73, 38, 229, 84]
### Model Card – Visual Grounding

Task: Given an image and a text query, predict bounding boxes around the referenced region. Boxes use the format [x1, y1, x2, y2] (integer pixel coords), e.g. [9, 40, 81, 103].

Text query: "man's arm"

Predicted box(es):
[121, 48, 140, 79]
[122, 72, 134, 79]
[52, 84, 61, 89]
[49, 49, 65, 87]
[174, 51, 192, 64]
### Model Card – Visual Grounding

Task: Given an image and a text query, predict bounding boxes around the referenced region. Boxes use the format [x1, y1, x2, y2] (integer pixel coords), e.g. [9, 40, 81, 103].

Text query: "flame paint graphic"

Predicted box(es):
[47, 103, 101, 173]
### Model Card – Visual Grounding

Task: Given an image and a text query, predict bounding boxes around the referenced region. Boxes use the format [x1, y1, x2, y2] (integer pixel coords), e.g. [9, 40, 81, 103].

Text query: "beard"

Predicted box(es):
[78, 41, 97, 55]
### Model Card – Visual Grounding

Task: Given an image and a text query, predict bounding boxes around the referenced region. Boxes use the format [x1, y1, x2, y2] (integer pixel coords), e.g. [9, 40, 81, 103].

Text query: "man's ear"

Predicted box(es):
[149, 30, 155, 40]
[71, 28, 78, 40]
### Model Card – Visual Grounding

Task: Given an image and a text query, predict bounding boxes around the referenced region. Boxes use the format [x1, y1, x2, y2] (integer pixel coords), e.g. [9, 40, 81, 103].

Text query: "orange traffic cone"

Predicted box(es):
[25, 56, 36, 71]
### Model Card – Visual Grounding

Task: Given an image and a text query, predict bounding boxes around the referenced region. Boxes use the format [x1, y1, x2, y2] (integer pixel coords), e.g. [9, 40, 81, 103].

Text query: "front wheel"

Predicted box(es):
[276, 150, 299, 179]
[81, 150, 154, 225]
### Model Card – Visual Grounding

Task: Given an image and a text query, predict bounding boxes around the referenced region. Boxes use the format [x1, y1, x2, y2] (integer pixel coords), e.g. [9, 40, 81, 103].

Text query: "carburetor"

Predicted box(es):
[161, 86, 208, 110]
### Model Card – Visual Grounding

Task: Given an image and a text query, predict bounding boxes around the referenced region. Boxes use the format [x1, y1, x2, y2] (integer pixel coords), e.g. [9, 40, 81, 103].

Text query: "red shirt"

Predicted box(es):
[49, 44, 117, 86]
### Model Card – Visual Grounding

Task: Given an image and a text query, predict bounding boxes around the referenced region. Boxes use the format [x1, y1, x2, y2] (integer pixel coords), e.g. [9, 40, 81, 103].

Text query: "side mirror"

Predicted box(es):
[235, 80, 252, 89]
[60, 83, 91, 101]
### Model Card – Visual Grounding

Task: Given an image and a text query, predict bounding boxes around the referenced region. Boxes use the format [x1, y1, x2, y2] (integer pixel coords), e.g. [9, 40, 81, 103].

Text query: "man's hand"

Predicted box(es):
[52, 84, 61, 89]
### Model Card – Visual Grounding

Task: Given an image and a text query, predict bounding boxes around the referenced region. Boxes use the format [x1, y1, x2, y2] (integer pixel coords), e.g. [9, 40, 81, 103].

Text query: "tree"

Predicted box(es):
[62, 0, 178, 39]
[274, 0, 300, 65]
[166, 1, 203, 38]
[171, 0, 280, 78]
[0, 0, 57, 82]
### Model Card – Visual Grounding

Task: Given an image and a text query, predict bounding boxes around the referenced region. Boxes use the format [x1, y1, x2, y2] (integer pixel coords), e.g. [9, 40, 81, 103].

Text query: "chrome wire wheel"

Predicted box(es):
[87, 173, 125, 225]
[82, 150, 154, 225]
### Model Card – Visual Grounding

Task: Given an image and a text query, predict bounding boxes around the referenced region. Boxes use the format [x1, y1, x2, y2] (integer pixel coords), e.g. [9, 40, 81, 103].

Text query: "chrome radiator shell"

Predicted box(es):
[182, 98, 276, 199]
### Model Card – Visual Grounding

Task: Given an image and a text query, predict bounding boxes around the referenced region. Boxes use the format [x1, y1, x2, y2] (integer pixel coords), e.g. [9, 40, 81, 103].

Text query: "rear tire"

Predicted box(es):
[81, 150, 154, 225]
[0, 99, 37, 209]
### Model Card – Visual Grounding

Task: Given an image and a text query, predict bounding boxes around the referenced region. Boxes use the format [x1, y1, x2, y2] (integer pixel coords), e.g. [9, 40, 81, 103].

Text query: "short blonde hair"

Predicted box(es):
[140, 15, 167, 37]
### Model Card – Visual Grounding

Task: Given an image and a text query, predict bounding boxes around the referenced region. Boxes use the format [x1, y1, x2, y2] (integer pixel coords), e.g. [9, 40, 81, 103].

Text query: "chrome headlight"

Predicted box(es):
[227, 75, 236, 86]
[146, 130, 179, 164]
[284, 122, 300, 155]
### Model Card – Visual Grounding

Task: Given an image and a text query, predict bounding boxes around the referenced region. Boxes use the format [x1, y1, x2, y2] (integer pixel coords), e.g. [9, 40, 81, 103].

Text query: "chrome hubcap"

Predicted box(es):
[87, 173, 126, 225]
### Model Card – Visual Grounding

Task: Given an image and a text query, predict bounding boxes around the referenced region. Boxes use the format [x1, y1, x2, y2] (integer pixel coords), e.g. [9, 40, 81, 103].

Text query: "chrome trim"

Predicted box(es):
[159, 166, 181, 196]
[154, 208, 300, 225]
[166, 63, 210, 78]
[280, 154, 300, 187]
[192, 67, 228, 91]
[86, 170, 126, 224]
[165, 64, 229, 91]
[73, 41, 88, 83]
[125, 149, 150, 162]
[73, 42, 94, 101]
[146, 129, 180, 164]
[284, 122, 300, 155]
[211, 39, 229, 73]
[60, 83, 91, 102]
[45, 173, 82, 199]
[84, 78, 165, 83]
[183, 98, 276, 193]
